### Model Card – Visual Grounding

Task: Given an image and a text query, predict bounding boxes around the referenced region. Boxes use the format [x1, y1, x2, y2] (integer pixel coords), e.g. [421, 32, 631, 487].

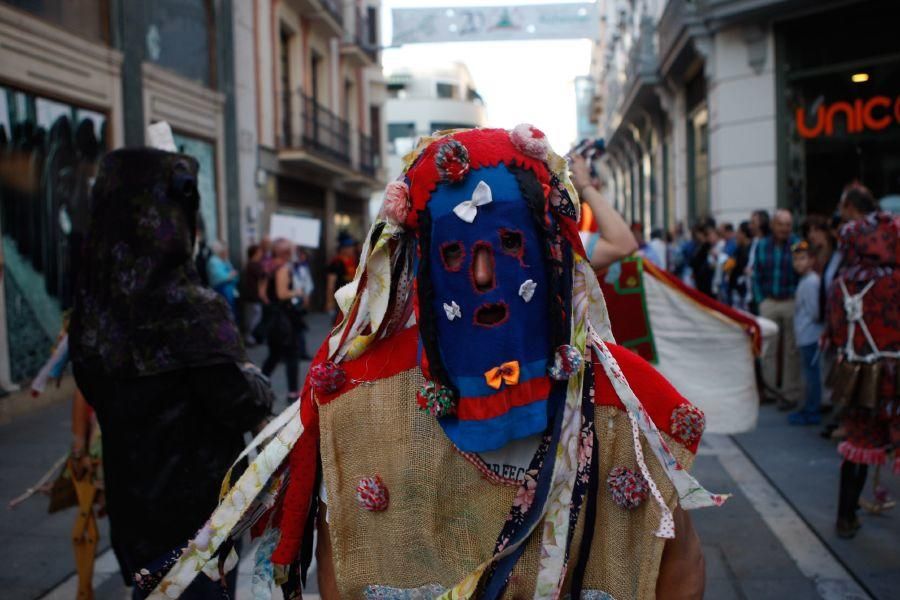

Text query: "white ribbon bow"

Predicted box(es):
[452, 180, 492, 223]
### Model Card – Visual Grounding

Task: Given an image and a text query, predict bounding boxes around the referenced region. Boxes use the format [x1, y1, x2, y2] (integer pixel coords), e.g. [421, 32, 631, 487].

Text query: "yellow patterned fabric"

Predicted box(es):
[318, 369, 695, 599]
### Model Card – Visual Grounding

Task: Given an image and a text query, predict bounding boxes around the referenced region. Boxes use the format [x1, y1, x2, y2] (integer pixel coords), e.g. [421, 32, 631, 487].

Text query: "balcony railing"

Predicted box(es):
[358, 132, 376, 177]
[356, 9, 378, 62]
[280, 90, 380, 178]
[294, 92, 350, 164]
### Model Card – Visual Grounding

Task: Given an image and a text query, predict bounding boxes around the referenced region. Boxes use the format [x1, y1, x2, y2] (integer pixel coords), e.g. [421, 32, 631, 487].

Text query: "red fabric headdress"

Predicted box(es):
[403, 128, 552, 230]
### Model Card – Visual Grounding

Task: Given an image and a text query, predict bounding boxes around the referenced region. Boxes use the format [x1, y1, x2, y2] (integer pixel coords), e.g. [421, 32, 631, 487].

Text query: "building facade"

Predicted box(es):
[590, 0, 899, 234]
[0, 0, 240, 389]
[383, 61, 487, 181]
[0, 0, 388, 388]
[243, 0, 386, 309]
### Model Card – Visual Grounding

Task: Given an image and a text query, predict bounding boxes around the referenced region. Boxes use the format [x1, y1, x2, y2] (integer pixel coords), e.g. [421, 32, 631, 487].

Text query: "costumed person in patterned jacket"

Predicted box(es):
[145, 127, 725, 600]
[826, 183, 900, 538]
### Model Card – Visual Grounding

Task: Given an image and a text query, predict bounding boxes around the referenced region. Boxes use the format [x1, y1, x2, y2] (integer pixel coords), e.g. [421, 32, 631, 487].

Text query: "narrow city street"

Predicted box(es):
[0, 315, 895, 600]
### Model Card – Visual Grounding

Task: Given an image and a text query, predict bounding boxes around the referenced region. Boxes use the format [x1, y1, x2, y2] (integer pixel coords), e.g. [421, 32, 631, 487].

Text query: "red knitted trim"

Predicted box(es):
[457, 376, 551, 420]
[838, 441, 888, 466]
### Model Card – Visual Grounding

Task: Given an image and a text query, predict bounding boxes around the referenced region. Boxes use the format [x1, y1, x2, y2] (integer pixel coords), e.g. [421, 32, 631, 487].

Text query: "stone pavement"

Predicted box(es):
[733, 406, 899, 600]
[0, 313, 895, 599]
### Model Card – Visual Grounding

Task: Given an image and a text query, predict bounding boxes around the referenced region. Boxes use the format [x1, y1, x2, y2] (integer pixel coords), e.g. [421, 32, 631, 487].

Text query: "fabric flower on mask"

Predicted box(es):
[435, 139, 470, 183]
[443, 301, 461, 321]
[519, 279, 537, 303]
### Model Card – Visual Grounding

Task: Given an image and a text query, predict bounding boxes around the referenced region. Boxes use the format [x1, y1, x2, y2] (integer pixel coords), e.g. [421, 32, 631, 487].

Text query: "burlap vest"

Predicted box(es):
[318, 367, 695, 599]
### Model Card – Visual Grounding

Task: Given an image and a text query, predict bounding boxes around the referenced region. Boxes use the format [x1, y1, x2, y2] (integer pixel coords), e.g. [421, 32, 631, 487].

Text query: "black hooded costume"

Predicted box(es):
[70, 148, 272, 589]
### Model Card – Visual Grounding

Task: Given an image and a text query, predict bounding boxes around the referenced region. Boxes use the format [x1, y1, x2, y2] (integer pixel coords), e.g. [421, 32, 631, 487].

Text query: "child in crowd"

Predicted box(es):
[788, 241, 823, 425]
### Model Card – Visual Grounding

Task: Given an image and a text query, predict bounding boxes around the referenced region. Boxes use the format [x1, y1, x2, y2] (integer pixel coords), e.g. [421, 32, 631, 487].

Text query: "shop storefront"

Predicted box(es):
[0, 0, 231, 388]
[0, 2, 123, 389]
[780, 1, 900, 216]
[0, 87, 107, 381]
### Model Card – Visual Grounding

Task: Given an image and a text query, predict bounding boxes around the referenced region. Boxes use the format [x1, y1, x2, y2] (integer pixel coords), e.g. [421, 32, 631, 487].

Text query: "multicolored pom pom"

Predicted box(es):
[509, 123, 551, 160]
[356, 474, 389, 512]
[416, 381, 457, 418]
[435, 139, 470, 183]
[309, 361, 346, 394]
[670, 403, 706, 445]
[548, 344, 583, 380]
[379, 180, 409, 225]
[607, 466, 649, 510]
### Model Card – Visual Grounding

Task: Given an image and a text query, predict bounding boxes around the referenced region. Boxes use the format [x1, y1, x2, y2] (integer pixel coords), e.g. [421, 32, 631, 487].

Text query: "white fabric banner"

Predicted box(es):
[642, 272, 772, 434]
[392, 3, 599, 45]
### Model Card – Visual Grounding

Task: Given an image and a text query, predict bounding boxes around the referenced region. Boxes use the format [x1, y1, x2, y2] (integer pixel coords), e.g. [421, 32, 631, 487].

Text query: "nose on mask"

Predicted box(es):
[472, 243, 496, 292]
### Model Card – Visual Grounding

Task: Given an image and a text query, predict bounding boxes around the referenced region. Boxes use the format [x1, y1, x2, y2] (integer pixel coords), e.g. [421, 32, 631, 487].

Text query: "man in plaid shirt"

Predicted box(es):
[752, 209, 800, 406]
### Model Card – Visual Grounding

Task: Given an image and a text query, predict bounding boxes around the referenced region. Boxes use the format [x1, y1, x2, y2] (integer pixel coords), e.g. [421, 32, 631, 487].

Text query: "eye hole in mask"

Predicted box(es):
[499, 229, 524, 260]
[440, 241, 465, 272]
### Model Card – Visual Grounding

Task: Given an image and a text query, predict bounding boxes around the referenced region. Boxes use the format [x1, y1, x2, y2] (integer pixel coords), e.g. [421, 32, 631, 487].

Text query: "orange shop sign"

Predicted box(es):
[795, 95, 900, 138]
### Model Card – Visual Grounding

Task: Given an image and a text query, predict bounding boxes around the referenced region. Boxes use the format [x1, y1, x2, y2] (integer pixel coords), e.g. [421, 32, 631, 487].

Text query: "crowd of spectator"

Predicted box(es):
[197, 232, 360, 402]
[642, 184, 897, 454]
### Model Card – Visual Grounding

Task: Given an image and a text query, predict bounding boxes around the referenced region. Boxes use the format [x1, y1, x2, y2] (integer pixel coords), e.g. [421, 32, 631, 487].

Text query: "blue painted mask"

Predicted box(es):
[421, 164, 552, 453]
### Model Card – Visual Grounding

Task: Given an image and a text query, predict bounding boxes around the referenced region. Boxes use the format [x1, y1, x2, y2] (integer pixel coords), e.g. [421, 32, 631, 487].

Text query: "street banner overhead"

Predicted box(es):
[392, 3, 598, 45]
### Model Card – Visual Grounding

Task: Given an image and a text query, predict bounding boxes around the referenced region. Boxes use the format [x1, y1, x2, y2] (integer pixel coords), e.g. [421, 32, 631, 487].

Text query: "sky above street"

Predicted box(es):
[380, 0, 593, 153]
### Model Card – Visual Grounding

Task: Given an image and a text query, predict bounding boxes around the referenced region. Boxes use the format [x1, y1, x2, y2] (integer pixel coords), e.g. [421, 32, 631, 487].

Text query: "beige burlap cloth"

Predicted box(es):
[318, 368, 695, 599]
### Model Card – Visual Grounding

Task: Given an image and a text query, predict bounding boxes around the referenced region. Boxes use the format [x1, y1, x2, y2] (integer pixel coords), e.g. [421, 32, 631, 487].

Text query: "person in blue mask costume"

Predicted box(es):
[144, 127, 722, 600]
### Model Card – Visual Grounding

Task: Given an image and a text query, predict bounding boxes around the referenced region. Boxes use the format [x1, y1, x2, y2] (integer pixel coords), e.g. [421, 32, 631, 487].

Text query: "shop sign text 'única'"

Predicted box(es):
[796, 95, 900, 139]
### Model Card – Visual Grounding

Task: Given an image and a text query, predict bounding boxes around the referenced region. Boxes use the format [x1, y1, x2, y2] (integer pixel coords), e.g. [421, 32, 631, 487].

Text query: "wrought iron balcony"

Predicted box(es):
[356, 9, 378, 62]
[358, 132, 377, 177]
[278, 91, 350, 164]
[279, 90, 380, 179]
[300, 93, 350, 164]
[343, 7, 378, 65]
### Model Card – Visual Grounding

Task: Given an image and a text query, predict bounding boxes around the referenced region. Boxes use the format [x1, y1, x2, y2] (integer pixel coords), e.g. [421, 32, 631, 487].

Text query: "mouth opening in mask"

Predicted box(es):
[474, 302, 509, 327]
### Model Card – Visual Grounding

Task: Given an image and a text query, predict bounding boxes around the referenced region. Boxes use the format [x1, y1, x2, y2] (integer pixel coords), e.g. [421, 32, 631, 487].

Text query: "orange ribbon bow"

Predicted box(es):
[484, 361, 521, 390]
